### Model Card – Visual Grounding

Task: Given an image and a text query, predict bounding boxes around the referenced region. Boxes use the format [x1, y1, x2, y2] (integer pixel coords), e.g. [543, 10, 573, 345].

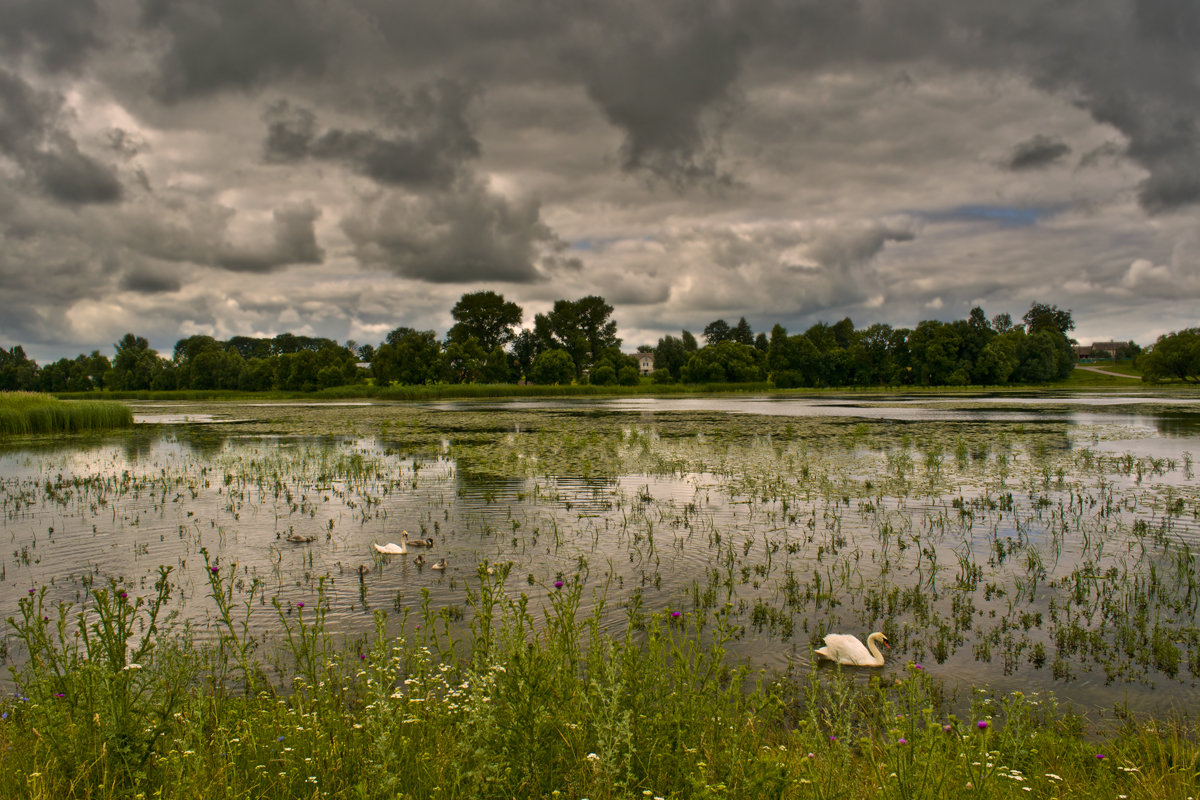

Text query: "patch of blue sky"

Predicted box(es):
[923, 204, 1058, 227]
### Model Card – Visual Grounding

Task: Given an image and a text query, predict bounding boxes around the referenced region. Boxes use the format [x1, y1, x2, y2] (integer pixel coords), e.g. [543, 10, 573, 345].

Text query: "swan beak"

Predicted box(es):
[883, 638, 891, 648]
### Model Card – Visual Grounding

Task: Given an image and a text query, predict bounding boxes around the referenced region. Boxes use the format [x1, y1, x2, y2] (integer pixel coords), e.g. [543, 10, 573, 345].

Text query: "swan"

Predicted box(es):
[373, 541, 408, 555]
[413, 554, 426, 567]
[431, 558, 447, 571]
[814, 632, 890, 667]
[285, 533, 314, 544]
[403, 531, 434, 547]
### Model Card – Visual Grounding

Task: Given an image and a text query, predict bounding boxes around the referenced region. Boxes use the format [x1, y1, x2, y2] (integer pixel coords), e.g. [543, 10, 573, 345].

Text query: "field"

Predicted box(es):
[2, 392, 1199, 798]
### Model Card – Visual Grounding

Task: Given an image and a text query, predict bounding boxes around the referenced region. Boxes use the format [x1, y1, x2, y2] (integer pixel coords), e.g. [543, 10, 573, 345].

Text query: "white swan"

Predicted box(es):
[814, 632, 890, 667]
[373, 541, 408, 555]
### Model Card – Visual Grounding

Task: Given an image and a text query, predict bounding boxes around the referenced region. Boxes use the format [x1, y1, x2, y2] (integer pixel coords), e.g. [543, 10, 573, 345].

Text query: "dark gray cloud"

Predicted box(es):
[1006, 134, 1071, 171]
[141, 0, 334, 102]
[217, 202, 324, 273]
[342, 178, 552, 283]
[0, 0, 101, 72]
[0, 69, 123, 205]
[262, 81, 480, 187]
[118, 262, 183, 294]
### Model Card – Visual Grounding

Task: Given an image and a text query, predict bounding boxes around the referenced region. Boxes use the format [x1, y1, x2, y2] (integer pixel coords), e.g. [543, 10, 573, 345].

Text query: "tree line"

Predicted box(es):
[0, 292, 1093, 393]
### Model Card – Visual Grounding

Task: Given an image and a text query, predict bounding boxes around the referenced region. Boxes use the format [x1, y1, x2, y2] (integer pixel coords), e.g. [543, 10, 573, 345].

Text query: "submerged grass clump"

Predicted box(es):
[3, 562, 1198, 800]
[0, 391, 132, 436]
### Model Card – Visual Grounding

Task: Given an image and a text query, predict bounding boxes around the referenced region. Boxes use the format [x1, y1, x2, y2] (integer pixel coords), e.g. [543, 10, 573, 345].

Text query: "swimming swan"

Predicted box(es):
[373, 541, 408, 555]
[431, 558, 447, 570]
[814, 632, 890, 667]
[403, 531, 434, 547]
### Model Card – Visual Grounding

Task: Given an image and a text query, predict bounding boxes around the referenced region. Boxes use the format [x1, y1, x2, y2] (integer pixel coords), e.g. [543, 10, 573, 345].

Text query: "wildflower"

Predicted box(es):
[912, 663, 923, 670]
[898, 738, 907, 745]
[119, 591, 128, 599]
[554, 580, 564, 589]
[122, 663, 142, 671]
[27, 589, 35, 595]
[829, 735, 837, 742]
[672, 611, 682, 618]
[1044, 773, 1062, 781]
[586, 753, 600, 762]
[944, 725, 953, 733]
[359, 653, 367, 660]
[1, 712, 7, 720]
[54, 693, 65, 698]
[1095, 754, 1106, 760]
[977, 720, 988, 730]
[210, 566, 219, 574]
[296, 602, 305, 608]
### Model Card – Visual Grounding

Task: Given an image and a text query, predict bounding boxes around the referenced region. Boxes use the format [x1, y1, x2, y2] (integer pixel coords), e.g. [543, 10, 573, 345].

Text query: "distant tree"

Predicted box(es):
[1023, 303, 1074, 336]
[654, 335, 690, 381]
[703, 319, 732, 346]
[682, 341, 764, 383]
[227, 336, 273, 360]
[356, 343, 375, 363]
[830, 317, 855, 350]
[991, 312, 1015, 333]
[440, 338, 487, 383]
[110, 334, 162, 390]
[373, 328, 441, 385]
[636, 344, 654, 354]
[481, 346, 514, 383]
[529, 349, 575, 385]
[1140, 329, 1200, 383]
[680, 330, 698, 352]
[447, 291, 523, 353]
[510, 329, 539, 382]
[754, 332, 768, 352]
[533, 296, 619, 381]
[0, 345, 39, 391]
[731, 317, 755, 346]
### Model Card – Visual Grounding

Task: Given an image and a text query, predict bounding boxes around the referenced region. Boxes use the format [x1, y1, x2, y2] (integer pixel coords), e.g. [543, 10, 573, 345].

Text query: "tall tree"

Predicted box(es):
[731, 317, 755, 346]
[110, 334, 161, 390]
[703, 319, 731, 346]
[533, 296, 619, 381]
[1023, 303, 1074, 335]
[447, 291, 523, 353]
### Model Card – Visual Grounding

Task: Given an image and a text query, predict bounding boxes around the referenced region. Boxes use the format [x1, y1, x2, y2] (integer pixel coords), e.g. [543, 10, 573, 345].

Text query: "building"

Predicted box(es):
[1075, 341, 1132, 360]
[634, 352, 655, 375]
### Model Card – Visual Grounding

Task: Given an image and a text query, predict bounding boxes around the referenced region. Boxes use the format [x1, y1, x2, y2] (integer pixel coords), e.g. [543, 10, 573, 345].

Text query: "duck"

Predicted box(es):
[373, 541, 408, 555]
[285, 533, 315, 544]
[431, 558, 447, 571]
[413, 554, 426, 567]
[403, 531, 434, 548]
[814, 632, 890, 667]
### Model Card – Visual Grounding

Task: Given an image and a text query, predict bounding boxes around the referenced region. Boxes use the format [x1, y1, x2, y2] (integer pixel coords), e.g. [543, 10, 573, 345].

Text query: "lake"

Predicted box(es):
[3, 391, 1199, 714]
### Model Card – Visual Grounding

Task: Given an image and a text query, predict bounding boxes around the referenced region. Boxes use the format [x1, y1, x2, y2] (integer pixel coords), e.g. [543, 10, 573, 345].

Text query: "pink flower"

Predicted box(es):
[977, 720, 988, 730]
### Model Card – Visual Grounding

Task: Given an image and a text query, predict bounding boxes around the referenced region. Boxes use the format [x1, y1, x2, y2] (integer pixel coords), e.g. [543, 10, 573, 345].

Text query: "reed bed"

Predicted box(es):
[0, 392, 132, 435]
[2, 563, 1196, 800]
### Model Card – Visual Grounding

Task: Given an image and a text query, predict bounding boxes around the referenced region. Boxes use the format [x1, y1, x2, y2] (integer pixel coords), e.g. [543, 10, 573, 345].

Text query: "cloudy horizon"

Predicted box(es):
[2, 0, 1199, 363]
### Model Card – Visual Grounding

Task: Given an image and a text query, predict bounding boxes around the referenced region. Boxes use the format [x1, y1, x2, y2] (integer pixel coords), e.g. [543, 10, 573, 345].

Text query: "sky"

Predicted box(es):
[2, 0, 1199, 363]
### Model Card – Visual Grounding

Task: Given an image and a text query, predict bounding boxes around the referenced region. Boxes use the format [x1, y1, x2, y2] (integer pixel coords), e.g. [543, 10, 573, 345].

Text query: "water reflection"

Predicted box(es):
[2, 397, 1199, 714]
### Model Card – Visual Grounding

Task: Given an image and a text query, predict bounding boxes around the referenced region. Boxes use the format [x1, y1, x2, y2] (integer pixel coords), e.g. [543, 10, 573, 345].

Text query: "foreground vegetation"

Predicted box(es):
[0, 392, 132, 436]
[3, 562, 1196, 800]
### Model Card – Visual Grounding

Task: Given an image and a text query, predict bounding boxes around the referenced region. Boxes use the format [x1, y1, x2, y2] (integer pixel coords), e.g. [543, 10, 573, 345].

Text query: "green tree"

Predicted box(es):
[529, 349, 574, 385]
[1023, 303, 1074, 335]
[0, 345, 40, 391]
[373, 328, 441, 385]
[1140, 329, 1200, 383]
[731, 317, 755, 346]
[533, 296, 619, 381]
[447, 291, 523, 353]
[110, 334, 162, 390]
[703, 319, 731, 346]
[654, 335, 690, 381]
[681, 341, 764, 383]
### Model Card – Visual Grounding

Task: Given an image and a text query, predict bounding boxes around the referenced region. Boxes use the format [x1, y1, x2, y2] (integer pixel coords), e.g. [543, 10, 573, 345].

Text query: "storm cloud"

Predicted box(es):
[3, 0, 1200, 360]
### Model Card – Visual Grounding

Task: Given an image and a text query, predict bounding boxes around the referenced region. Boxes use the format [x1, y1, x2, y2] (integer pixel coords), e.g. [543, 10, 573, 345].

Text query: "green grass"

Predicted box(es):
[0, 392, 133, 436]
[2, 561, 1196, 800]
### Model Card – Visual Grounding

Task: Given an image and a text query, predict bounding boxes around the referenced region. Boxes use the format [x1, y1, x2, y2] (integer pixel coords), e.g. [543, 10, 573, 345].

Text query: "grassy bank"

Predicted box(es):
[0, 392, 132, 436]
[2, 561, 1195, 800]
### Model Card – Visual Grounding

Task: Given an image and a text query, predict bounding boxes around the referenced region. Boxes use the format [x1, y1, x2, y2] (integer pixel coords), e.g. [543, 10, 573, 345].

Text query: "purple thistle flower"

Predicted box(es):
[296, 602, 304, 609]
[671, 611, 682, 618]
[119, 591, 128, 599]
[27, 588, 35, 595]
[944, 725, 953, 733]
[913, 663, 923, 670]
[210, 566, 219, 574]
[54, 693, 65, 698]
[977, 720, 988, 730]
[829, 735, 837, 742]
[554, 580, 564, 589]
[898, 738, 907, 745]
[1095, 754, 1106, 760]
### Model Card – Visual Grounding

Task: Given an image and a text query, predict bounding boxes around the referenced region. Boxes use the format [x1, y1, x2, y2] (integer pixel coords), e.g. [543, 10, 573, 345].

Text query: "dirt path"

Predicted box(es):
[1077, 365, 1141, 379]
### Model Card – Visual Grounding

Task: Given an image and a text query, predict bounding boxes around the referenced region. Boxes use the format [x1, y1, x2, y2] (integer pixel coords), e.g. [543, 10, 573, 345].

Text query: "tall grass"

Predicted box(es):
[0, 392, 132, 435]
[2, 561, 1196, 799]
